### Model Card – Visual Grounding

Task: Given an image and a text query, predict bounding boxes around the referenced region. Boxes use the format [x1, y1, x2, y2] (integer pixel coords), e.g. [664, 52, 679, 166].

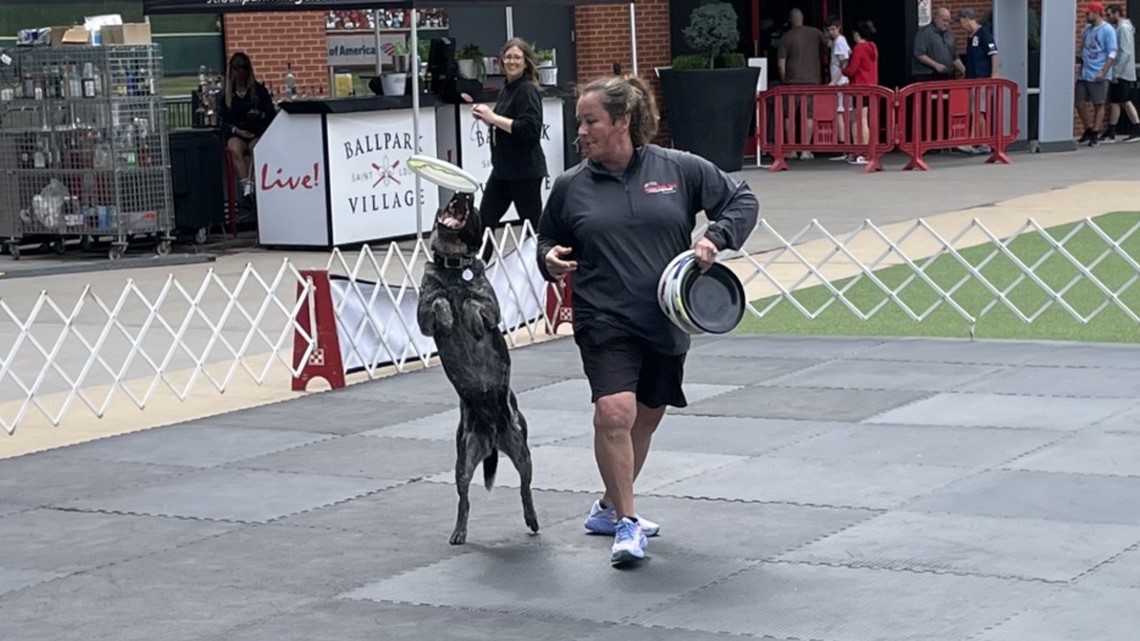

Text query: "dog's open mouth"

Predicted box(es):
[437, 204, 469, 230]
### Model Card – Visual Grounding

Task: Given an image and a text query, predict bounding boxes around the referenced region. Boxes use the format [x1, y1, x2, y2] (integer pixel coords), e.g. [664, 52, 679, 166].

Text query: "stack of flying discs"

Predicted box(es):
[657, 250, 746, 335]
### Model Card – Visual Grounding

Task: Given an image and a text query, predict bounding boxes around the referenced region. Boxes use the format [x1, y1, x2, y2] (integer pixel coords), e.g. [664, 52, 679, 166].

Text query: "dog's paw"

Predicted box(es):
[449, 528, 467, 545]
[432, 298, 455, 333]
[462, 302, 486, 339]
[525, 512, 540, 534]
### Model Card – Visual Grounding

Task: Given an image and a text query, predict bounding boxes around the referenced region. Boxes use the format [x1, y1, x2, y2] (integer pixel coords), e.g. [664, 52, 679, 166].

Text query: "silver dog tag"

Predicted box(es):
[462, 268, 473, 281]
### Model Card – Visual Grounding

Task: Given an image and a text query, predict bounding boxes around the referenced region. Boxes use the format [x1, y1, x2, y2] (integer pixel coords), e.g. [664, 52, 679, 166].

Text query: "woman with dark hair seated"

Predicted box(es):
[217, 52, 275, 198]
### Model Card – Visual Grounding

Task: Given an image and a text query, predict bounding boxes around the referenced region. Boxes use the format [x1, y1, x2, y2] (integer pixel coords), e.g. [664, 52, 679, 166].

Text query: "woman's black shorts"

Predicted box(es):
[575, 322, 688, 409]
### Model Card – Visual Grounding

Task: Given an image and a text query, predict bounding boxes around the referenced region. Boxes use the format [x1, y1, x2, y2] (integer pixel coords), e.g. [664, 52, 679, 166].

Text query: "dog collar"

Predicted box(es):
[433, 253, 478, 271]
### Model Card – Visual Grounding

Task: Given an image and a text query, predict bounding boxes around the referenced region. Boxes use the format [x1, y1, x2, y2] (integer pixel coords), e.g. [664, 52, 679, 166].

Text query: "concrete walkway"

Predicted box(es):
[2, 335, 1139, 640]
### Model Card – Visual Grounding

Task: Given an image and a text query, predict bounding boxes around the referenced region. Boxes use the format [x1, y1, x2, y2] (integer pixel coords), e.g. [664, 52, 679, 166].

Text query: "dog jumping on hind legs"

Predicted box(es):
[415, 192, 539, 545]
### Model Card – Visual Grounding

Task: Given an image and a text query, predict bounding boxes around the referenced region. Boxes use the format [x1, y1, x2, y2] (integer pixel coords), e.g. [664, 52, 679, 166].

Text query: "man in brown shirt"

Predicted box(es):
[777, 8, 830, 158]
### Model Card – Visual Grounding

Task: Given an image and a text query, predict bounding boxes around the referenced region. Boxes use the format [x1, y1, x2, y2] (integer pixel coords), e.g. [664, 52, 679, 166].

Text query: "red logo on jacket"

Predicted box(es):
[643, 181, 677, 195]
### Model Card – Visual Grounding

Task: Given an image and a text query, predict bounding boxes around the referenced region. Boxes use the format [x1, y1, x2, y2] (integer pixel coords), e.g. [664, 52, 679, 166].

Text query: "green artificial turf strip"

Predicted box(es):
[736, 211, 1140, 343]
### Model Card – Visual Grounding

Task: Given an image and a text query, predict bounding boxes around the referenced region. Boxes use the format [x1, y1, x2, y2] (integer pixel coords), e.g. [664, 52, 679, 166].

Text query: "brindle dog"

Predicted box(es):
[416, 192, 539, 545]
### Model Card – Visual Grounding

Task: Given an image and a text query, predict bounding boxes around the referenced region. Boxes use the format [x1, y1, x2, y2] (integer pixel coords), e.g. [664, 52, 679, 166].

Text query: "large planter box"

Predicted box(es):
[658, 66, 760, 172]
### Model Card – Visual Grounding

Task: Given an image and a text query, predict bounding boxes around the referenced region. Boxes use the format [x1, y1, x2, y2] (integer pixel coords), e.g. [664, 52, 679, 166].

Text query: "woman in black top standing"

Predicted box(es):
[470, 38, 547, 258]
[217, 52, 275, 199]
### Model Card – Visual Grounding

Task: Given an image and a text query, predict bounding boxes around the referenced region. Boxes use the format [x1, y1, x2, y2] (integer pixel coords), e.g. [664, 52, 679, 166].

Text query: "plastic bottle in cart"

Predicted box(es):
[82, 63, 96, 98]
[285, 62, 296, 99]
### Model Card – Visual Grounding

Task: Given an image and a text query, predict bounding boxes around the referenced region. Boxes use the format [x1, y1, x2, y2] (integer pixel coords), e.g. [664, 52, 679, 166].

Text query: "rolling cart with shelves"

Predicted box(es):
[0, 44, 174, 260]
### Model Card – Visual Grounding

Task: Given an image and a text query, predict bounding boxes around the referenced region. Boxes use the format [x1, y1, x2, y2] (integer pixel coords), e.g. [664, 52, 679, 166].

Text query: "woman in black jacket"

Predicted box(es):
[470, 38, 548, 255]
[217, 52, 275, 199]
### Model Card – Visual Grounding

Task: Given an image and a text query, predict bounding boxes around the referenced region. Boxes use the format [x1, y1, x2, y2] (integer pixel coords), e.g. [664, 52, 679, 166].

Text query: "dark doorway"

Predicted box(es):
[835, 0, 911, 89]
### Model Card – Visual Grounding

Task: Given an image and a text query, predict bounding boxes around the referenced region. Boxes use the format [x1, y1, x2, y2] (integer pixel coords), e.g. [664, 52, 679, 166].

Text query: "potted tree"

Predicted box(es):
[657, 2, 759, 172]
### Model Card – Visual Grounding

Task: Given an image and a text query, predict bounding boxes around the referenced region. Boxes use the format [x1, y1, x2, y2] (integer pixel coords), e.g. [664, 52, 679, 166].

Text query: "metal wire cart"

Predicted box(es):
[1, 44, 175, 260]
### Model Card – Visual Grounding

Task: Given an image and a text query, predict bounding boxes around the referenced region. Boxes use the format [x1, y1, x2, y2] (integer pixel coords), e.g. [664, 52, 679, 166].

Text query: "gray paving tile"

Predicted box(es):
[864, 392, 1135, 430]
[691, 335, 886, 359]
[340, 542, 751, 625]
[0, 508, 236, 574]
[1091, 405, 1140, 434]
[779, 511, 1140, 582]
[760, 359, 998, 392]
[210, 600, 608, 641]
[517, 379, 740, 412]
[275, 482, 591, 544]
[0, 452, 192, 507]
[534, 495, 877, 561]
[422, 445, 746, 495]
[0, 568, 65, 596]
[681, 356, 824, 386]
[630, 562, 1057, 640]
[59, 468, 398, 523]
[211, 599, 748, 641]
[1004, 433, 1140, 477]
[903, 470, 1140, 525]
[558, 415, 840, 457]
[202, 398, 454, 435]
[775, 424, 1063, 468]
[678, 386, 933, 421]
[1023, 343, 1140, 370]
[366, 408, 596, 446]
[99, 522, 466, 599]
[958, 366, 1140, 399]
[857, 338, 1053, 365]
[0, 502, 29, 518]
[655, 457, 971, 509]
[58, 425, 329, 468]
[0, 573, 315, 641]
[975, 586, 1140, 641]
[1080, 546, 1140, 588]
[229, 435, 456, 480]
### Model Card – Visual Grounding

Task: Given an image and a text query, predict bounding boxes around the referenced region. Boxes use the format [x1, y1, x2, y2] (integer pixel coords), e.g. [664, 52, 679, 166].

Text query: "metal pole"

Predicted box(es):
[506, 7, 515, 40]
[629, 3, 638, 75]
[373, 9, 382, 76]
[411, 6, 423, 237]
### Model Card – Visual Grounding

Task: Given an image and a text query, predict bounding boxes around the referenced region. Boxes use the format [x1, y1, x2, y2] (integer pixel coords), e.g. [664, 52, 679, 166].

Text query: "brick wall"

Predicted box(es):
[573, 0, 672, 146]
[223, 12, 329, 97]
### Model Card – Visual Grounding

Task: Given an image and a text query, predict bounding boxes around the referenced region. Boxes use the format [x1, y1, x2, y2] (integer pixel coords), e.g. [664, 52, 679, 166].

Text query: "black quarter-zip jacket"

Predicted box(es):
[536, 144, 759, 355]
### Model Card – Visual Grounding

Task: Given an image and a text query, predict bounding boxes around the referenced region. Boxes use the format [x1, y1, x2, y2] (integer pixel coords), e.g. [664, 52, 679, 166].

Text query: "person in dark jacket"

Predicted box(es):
[217, 52, 275, 198]
[471, 38, 547, 260]
[537, 74, 758, 567]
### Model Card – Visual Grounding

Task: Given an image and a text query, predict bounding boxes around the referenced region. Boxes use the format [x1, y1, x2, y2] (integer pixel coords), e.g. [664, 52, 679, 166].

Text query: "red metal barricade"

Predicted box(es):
[757, 84, 897, 173]
[896, 78, 1019, 171]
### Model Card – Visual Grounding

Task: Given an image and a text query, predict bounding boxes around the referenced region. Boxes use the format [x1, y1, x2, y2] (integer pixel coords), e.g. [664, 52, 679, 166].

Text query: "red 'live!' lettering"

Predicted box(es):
[261, 163, 321, 191]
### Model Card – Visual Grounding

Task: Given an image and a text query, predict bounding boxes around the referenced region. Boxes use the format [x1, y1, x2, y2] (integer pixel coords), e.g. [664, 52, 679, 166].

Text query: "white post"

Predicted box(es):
[373, 9, 383, 76]
[629, 3, 638, 75]
[1038, 0, 1078, 151]
[506, 7, 515, 40]
[411, 8, 423, 237]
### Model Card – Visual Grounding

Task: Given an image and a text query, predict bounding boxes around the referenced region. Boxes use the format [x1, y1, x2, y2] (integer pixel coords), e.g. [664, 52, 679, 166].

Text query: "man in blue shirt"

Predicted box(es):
[1076, 2, 1119, 146]
[958, 8, 1000, 154]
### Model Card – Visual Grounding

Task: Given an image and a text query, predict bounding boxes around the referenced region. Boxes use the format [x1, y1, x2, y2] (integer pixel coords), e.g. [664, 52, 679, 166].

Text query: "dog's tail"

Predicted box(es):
[483, 449, 498, 491]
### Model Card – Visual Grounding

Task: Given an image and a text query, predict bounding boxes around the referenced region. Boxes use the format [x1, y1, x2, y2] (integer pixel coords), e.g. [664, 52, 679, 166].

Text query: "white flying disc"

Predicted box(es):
[407, 154, 481, 194]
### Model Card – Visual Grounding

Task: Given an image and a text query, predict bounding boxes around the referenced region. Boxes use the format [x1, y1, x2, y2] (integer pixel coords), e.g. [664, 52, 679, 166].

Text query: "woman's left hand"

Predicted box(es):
[692, 236, 718, 273]
[471, 104, 495, 125]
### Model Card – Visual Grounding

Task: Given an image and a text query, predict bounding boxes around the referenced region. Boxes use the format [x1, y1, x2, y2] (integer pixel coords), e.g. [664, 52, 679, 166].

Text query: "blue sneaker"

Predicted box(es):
[585, 499, 660, 537]
[610, 517, 647, 565]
